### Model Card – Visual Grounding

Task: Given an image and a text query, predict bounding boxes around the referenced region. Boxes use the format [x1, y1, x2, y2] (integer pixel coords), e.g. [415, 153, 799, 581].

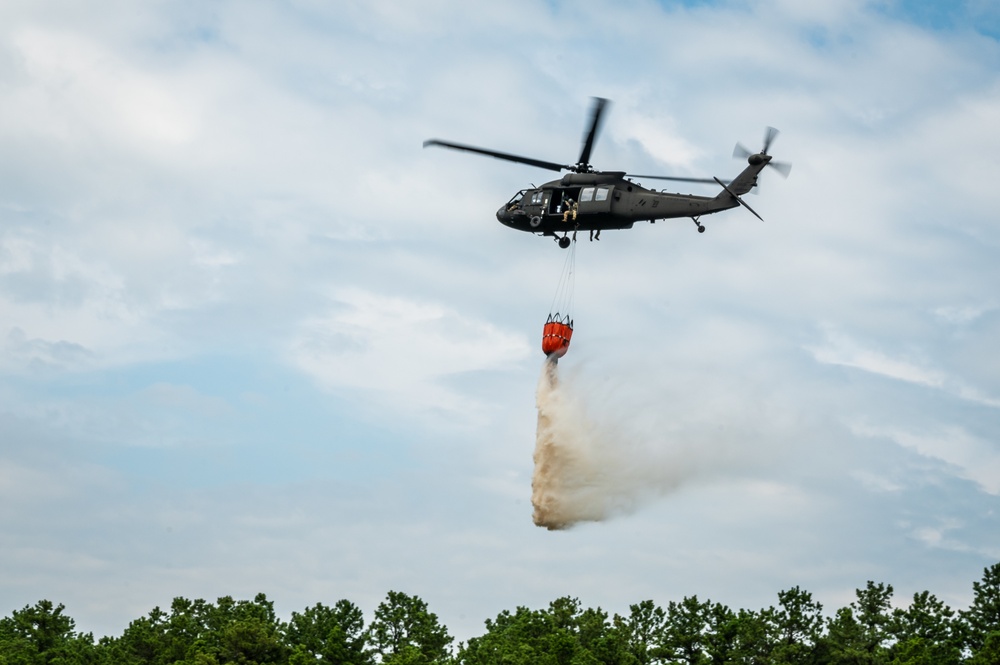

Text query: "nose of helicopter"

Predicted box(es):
[496, 204, 530, 229]
[496, 206, 512, 226]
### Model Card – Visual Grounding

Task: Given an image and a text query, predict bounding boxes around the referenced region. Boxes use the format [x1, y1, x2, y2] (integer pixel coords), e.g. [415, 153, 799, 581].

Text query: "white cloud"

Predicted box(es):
[933, 302, 997, 326]
[1, 0, 999, 642]
[850, 469, 904, 493]
[810, 328, 948, 387]
[853, 422, 1000, 494]
[809, 327, 1000, 408]
[289, 288, 531, 425]
[610, 107, 704, 171]
[8, 26, 199, 148]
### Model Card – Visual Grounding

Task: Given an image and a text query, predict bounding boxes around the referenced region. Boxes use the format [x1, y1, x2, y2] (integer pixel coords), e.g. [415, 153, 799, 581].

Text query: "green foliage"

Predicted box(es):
[0, 599, 97, 665]
[613, 600, 664, 665]
[963, 563, 1000, 658]
[661, 596, 711, 665]
[815, 581, 895, 664]
[965, 630, 1000, 665]
[102, 593, 286, 665]
[701, 602, 740, 665]
[767, 586, 824, 664]
[458, 596, 637, 665]
[369, 591, 452, 665]
[729, 608, 773, 665]
[285, 600, 370, 665]
[818, 606, 870, 664]
[5, 563, 1000, 665]
[853, 581, 893, 656]
[106, 606, 170, 665]
[887, 591, 962, 665]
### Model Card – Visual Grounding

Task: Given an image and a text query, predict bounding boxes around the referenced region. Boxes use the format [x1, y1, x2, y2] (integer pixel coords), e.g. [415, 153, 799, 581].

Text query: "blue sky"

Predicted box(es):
[2, 0, 999, 642]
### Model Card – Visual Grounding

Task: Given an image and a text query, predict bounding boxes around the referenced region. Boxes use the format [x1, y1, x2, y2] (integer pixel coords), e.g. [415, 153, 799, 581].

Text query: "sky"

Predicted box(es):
[2, 0, 1000, 644]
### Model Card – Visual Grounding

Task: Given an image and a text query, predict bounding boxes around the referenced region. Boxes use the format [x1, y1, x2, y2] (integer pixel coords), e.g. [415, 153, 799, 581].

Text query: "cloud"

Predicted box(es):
[852, 422, 1000, 495]
[1, 0, 999, 643]
[933, 302, 997, 326]
[3, 327, 94, 372]
[289, 288, 531, 425]
[9, 26, 199, 147]
[808, 327, 1000, 408]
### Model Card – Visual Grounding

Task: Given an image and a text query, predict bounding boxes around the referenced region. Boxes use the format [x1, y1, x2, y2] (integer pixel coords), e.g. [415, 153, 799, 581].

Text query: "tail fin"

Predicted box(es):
[716, 161, 764, 198]
[713, 177, 764, 221]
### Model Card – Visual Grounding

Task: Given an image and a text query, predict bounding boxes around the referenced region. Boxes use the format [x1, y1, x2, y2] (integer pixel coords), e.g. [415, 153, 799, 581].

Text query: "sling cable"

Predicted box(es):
[542, 237, 576, 361]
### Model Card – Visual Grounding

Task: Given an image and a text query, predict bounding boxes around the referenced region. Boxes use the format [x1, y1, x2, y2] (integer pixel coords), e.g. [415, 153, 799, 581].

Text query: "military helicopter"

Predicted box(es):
[423, 97, 790, 248]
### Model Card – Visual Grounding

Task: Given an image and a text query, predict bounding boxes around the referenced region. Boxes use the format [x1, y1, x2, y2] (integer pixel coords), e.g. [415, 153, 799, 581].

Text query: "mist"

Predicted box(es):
[531, 355, 789, 530]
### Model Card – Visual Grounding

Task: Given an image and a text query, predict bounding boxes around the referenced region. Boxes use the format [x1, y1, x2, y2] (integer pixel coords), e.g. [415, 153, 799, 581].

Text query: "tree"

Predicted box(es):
[702, 603, 738, 665]
[661, 596, 710, 665]
[165, 597, 213, 663]
[966, 630, 1000, 665]
[962, 563, 1000, 659]
[458, 597, 633, 665]
[0, 600, 97, 665]
[7, 565, 1000, 665]
[729, 608, 772, 665]
[887, 590, 961, 665]
[812, 582, 895, 665]
[106, 606, 171, 665]
[206, 594, 288, 665]
[613, 601, 666, 665]
[285, 600, 371, 665]
[817, 606, 868, 664]
[458, 605, 552, 665]
[573, 606, 622, 665]
[767, 587, 824, 665]
[109, 594, 287, 665]
[853, 582, 893, 655]
[369, 592, 451, 665]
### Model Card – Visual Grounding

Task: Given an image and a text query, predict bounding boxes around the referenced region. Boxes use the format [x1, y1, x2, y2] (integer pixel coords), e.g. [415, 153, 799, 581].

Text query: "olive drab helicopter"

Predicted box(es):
[423, 97, 790, 248]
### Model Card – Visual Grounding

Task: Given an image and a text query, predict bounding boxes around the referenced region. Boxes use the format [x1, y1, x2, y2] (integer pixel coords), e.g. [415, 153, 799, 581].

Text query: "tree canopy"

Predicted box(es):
[2, 564, 999, 665]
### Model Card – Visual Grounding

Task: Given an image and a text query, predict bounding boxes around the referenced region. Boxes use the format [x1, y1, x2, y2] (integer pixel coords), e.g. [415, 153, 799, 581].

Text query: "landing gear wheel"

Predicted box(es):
[558, 236, 571, 249]
[697, 225, 705, 233]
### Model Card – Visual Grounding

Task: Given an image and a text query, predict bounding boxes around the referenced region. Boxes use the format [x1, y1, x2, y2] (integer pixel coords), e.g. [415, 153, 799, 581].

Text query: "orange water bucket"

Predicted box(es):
[542, 315, 573, 357]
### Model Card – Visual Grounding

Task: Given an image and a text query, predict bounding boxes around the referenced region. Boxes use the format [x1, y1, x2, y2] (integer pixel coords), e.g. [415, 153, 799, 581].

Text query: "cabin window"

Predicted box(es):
[595, 187, 610, 202]
[579, 187, 595, 202]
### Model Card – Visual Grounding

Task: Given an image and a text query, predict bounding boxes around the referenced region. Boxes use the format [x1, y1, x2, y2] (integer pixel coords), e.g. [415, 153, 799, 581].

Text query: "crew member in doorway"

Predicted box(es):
[562, 196, 577, 223]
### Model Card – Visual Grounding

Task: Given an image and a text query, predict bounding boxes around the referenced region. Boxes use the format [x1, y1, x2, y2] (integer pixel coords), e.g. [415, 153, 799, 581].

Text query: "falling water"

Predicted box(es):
[530, 354, 772, 530]
[531, 358, 633, 529]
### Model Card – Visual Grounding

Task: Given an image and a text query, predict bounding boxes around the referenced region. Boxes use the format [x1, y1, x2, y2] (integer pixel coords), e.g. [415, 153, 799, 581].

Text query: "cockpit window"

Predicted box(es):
[580, 187, 595, 202]
[530, 191, 544, 205]
[595, 187, 609, 202]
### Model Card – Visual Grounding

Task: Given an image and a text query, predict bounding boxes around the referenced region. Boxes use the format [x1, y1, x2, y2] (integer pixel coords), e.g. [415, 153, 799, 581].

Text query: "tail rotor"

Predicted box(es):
[734, 126, 792, 179]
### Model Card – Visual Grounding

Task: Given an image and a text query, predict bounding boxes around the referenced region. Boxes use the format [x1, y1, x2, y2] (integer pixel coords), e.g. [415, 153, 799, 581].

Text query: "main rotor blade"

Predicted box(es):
[577, 97, 609, 168]
[423, 139, 569, 172]
[628, 173, 730, 184]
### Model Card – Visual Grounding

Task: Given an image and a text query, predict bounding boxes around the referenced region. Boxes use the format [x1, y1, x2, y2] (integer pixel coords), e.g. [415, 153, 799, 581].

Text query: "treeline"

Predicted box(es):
[2, 563, 999, 665]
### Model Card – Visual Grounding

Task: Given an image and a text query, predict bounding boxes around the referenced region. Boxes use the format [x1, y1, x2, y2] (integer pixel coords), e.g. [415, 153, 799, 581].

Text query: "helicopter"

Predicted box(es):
[423, 97, 790, 248]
